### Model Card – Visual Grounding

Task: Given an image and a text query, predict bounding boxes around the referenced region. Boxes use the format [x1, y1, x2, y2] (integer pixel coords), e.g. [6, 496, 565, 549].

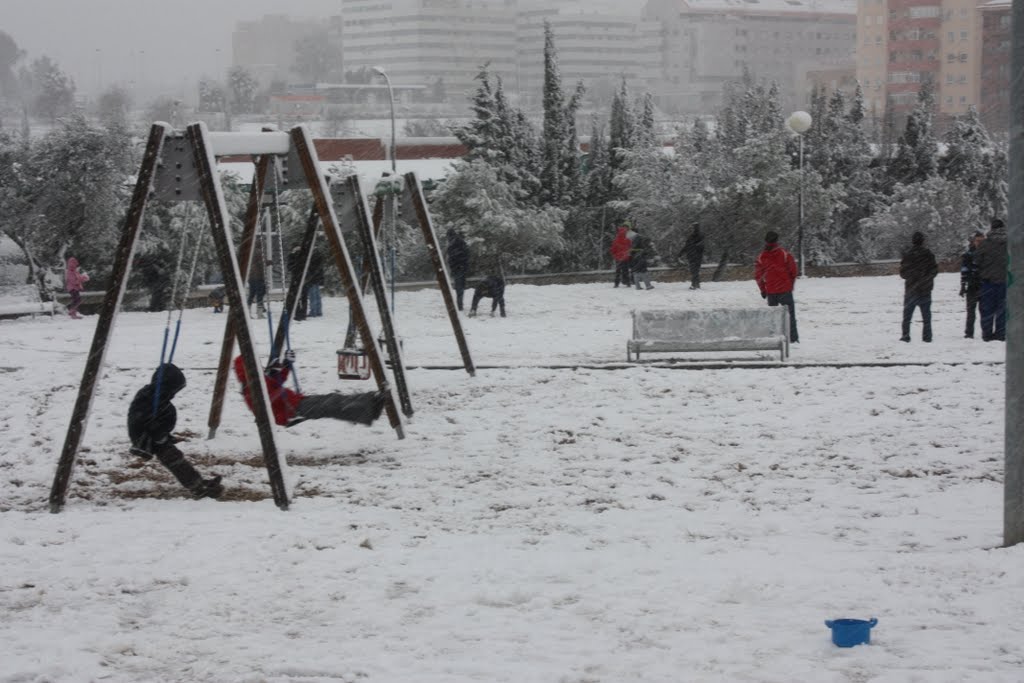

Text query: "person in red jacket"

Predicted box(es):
[610, 224, 633, 288]
[233, 353, 387, 428]
[754, 231, 799, 343]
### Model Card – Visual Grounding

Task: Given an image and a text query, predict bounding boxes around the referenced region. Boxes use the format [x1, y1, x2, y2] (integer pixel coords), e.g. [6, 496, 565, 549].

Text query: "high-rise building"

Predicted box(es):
[644, 0, 857, 114]
[340, 0, 518, 100]
[515, 3, 662, 107]
[978, 0, 1012, 133]
[855, 0, 985, 121]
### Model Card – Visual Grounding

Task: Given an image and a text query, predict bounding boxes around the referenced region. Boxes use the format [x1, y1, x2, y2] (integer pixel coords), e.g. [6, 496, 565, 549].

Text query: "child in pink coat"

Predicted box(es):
[65, 257, 89, 319]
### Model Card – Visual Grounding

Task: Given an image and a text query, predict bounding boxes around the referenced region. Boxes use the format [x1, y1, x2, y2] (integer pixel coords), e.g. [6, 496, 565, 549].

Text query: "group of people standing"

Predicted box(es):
[610, 221, 659, 290]
[898, 218, 1008, 343]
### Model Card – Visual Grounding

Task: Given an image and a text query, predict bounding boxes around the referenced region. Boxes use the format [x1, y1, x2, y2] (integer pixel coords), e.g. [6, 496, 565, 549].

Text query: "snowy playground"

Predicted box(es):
[1, 272, 1020, 682]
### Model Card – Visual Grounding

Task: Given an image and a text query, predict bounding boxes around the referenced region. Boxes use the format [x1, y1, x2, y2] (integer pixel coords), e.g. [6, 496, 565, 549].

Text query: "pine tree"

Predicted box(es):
[635, 92, 657, 148]
[888, 80, 938, 186]
[454, 65, 499, 163]
[609, 78, 635, 169]
[541, 21, 567, 205]
[939, 105, 1008, 221]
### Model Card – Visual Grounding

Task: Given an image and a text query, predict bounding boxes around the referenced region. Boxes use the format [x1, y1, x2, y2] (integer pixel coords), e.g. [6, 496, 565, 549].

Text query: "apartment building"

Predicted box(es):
[232, 14, 338, 86]
[978, 0, 1011, 133]
[644, 0, 857, 114]
[340, 0, 519, 99]
[515, 3, 663, 106]
[855, 0, 985, 120]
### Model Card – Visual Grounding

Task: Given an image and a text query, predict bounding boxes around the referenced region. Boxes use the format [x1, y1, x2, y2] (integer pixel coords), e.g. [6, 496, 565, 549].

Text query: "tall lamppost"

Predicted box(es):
[372, 66, 397, 173]
[786, 110, 812, 277]
[372, 66, 398, 311]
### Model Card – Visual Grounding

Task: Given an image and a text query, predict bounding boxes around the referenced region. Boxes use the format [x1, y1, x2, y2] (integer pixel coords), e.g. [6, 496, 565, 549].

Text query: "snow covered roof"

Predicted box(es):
[680, 0, 855, 15]
[218, 158, 456, 189]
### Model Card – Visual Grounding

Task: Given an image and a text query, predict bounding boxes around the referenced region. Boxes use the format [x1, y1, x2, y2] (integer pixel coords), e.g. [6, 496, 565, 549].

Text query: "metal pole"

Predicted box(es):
[798, 134, 805, 278]
[1004, 0, 1024, 547]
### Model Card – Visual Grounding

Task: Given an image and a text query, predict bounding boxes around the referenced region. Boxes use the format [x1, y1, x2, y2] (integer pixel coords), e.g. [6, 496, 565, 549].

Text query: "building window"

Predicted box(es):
[947, 31, 954, 42]
[960, 96, 967, 104]
[960, 31, 967, 41]
[959, 53, 968, 63]
[945, 74, 954, 84]
[909, 6, 940, 18]
[945, 96, 953, 104]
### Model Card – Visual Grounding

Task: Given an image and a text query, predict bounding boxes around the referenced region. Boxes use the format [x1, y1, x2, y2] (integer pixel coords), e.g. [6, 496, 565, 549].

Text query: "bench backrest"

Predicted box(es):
[633, 307, 788, 342]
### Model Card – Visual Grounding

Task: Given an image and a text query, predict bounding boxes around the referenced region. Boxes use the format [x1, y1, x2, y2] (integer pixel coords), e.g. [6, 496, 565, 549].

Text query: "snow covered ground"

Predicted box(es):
[1, 272, 1018, 683]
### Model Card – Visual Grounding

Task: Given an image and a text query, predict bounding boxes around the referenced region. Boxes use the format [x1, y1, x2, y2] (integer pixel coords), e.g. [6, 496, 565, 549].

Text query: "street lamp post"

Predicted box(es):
[372, 66, 398, 311]
[786, 110, 812, 278]
[372, 66, 397, 174]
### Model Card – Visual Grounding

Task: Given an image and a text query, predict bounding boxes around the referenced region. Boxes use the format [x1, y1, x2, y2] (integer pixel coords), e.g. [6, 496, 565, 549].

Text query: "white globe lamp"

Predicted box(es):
[786, 110, 812, 134]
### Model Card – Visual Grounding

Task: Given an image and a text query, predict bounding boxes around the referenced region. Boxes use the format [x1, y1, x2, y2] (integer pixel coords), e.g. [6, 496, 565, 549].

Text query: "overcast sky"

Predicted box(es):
[3, 0, 342, 100]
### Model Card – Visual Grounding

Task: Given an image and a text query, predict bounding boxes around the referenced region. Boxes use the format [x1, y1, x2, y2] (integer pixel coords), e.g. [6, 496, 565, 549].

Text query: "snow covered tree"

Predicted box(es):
[21, 56, 75, 123]
[454, 67, 541, 200]
[539, 22, 584, 208]
[228, 66, 259, 115]
[197, 79, 225, 113]
[608, 78, 635, 170]
[938, 106, 1008, 222]
[96, 86, 131, 129]
[635, 92, 657, 149]
[0, 30, 25, 100]
[430, 159, 566, 273]
[860, 177, 980, 260]
[0, 114, 134, 299]
[887, 81, 938, 187]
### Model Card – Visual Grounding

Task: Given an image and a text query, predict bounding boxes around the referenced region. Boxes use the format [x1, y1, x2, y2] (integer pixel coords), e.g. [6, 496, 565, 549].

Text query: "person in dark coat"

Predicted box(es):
[127, 364, 224, 499]
[974, 217, 1008, 341]
[959, 230, 984, 338]
[679, 223, 705, 290]
[629, 228, 654, 290]
[468, 275, 506, 317]
[610, 224, 633, 288]
[248, 239, 268, 319]
[234, 353, 387, 428]
[754, 230, 799, 343]
[899, 231, 939, 343]
[306, 246, 325, 318]
[446, 229, 470, 310]
[287, 246, 309, 321]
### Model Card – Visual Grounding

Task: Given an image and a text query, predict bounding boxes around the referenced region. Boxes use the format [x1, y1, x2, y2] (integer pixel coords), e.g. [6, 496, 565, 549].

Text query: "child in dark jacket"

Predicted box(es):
[127, 364, 223, 499]
[468, 275, 506, 317]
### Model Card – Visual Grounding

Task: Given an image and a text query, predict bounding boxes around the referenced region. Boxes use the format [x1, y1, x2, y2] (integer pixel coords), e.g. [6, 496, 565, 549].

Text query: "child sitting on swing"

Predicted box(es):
[127, 363, 224, 499]
[233, 352, 387, 428]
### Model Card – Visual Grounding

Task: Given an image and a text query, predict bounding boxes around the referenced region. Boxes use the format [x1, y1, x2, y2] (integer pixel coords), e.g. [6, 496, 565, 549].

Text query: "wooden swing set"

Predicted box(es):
[49, 122, 472, 513]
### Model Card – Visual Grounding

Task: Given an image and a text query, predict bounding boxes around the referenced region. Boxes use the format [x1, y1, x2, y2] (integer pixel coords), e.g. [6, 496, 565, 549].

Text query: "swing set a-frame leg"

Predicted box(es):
[349, 177, 413, 417]
[48, 123, 170, 513]
[404, 172, 475, 377]
[290, 127, 405, 440]
[188, 123, 290, 510]
[207, 155, 271, 440]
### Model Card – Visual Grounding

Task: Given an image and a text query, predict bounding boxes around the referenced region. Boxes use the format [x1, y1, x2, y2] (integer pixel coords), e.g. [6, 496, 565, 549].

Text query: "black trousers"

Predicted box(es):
[688, 260, 702, 288]
[614, 261, 632, 287]
[964, 287, 980, 337]
[295, 392, 380, 425]
[766, 292, 799, 343]
[451, 270, 467, 310]
[154, 443, 203, 491]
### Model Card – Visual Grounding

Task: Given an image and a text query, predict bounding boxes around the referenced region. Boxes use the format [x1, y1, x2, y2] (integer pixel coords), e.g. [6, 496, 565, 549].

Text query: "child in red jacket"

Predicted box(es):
[234, 353, 386, 427]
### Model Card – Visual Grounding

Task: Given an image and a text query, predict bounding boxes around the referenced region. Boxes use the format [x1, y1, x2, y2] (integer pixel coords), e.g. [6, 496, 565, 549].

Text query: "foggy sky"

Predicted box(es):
[3, 0, 342, 101]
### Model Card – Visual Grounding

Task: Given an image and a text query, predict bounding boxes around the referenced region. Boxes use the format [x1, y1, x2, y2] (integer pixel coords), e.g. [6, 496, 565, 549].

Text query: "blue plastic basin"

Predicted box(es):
[825, 618, 878, 647]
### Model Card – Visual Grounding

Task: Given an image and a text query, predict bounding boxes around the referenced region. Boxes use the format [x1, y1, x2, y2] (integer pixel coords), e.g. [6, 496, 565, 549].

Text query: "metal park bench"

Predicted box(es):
[627, 308, 790, 362]
[0, 285, 56, 319]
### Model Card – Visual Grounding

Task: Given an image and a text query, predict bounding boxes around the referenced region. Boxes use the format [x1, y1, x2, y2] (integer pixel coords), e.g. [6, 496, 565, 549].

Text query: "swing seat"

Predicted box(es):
[337, 347, 371, 380]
